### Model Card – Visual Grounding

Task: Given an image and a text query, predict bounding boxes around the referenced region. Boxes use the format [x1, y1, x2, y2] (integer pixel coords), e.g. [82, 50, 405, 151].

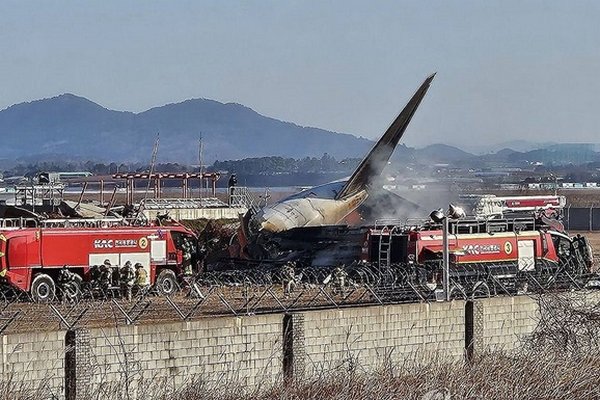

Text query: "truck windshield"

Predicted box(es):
[171, 232, 196, 252]
[551, 233, 572, 259]
[171, 231, 198, 266]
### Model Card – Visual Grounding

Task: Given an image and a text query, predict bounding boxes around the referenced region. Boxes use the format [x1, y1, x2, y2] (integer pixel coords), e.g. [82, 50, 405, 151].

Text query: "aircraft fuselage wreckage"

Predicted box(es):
[236, 74, 436, 261]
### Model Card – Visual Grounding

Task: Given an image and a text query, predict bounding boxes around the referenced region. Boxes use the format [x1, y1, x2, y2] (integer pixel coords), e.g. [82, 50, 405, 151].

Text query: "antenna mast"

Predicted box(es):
[198, 133, 203, 199]
[144, 133, 160, 201]
[134, 133, 160, 222]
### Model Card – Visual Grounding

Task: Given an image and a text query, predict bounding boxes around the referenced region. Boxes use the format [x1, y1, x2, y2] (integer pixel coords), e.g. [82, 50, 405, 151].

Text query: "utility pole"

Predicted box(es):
[442, 216, 450, 301]
[144, 133, 160, 201]
[135, 133, 159, 221]
[198, 134, 203, 199]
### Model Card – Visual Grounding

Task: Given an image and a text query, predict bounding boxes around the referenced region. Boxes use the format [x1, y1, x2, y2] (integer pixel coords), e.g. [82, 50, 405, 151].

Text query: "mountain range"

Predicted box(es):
[1, 94, 599, 167]
[0, 94, 372, 164]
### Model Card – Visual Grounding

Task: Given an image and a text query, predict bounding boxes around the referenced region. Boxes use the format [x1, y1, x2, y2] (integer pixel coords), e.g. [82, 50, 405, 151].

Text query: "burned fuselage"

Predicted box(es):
[247, 180, 368, 236]
[236, 74, 436, 262]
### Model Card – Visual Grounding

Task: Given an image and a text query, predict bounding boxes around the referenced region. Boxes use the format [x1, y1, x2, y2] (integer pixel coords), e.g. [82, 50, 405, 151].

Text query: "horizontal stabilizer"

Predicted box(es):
[335, 73, 435, 199]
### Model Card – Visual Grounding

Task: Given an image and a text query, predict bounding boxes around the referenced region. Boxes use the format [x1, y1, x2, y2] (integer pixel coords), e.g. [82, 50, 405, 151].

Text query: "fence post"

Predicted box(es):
[282, 313, 305, 384]
[65, 329, 92, 400]
[282, 314, 294, 382]
[465, 299, 484, 365]
[465, 301, 474, 364]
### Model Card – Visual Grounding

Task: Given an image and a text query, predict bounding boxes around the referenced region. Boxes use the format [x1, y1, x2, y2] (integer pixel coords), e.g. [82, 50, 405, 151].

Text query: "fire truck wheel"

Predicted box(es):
[31, 274, 56, 303]
[156, 269, 178, 296]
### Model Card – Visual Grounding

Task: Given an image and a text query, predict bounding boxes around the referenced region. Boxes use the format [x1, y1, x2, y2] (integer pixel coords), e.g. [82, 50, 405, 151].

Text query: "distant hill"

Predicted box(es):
[415, 144, 474, 163]
[507, 144, 600, 164]
[472, 143, 600, 165]
[0, 94, 373, 163]
[2, 93, 599, 168]
[461, 139, 558, 154]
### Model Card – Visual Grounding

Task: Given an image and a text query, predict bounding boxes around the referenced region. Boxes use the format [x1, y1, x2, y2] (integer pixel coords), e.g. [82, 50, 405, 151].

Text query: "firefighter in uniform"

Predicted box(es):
[333, 263, 348, 295]
[100, 260, 113, 294]
[182, 241, 193, 276]
[57, 265, 81, 302]
[134, 263, 149, 295]
[58, 265, 75, 286]
[281, 261, 296, 295]
[228, 173, 238, 201]
[120, 261, 135, 301]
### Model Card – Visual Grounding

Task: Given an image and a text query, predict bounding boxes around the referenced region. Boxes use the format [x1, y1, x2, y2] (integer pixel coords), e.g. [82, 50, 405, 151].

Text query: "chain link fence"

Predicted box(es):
[564, 206, 600, 231]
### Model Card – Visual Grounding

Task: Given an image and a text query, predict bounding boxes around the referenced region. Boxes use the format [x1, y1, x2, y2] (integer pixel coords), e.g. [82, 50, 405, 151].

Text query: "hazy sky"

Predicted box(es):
[1, 0, 600, 148]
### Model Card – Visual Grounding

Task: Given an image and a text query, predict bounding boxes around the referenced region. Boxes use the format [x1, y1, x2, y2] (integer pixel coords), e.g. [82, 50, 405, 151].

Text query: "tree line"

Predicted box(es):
[1, 154, 361, 178]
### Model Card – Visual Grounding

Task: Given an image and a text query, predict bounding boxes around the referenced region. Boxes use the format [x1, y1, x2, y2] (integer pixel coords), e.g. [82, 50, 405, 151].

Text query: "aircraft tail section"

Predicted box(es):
[335, 73, 435, 200]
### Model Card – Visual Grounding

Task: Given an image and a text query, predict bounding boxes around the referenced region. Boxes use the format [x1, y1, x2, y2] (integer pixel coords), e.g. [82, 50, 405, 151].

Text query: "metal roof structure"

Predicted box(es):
[141, 197, 229, 210]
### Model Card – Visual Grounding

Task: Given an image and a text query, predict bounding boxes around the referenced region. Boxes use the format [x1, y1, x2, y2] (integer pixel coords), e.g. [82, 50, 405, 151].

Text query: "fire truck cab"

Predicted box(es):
[0, 225, 198, 301]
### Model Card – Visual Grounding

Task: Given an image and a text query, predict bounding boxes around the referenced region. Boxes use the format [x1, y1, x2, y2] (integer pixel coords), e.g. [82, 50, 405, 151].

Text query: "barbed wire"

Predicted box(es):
[0, 258, 596, 333]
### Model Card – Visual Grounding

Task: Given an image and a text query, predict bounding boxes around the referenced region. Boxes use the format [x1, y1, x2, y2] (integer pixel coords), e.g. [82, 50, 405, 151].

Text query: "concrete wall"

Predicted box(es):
[0, 330, 65, 397]
[2, 293, 598, 398]
[81, 314, 283, 397]
[298, 301, 465, 375]
[474, 296, 540, 352]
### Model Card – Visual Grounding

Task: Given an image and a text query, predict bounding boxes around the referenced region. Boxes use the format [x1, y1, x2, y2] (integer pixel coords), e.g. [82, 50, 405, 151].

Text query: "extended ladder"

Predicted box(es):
[378, 226, 391, 267]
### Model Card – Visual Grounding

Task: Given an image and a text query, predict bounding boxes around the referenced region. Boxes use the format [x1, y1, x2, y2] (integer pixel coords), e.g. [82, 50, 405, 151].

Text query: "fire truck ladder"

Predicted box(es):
[378, 226, 392, 267]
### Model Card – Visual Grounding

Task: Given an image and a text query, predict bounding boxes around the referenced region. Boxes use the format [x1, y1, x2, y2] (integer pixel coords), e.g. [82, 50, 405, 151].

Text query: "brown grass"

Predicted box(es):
[166, 351, 600, 400]
[5, 350, 600, 400]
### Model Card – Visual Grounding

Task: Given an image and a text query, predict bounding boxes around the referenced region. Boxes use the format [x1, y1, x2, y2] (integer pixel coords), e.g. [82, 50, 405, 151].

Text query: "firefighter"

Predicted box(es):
[228, 173, 238, 204]
[100, 259, 113, 294]
[182, 241, 193, 276]
[576, 234, 594, 271]
[57, 265, 81, 302]
[120, 261, 135, 301]
[332, 263, 348, 295]
[197, 243, 208, 274]
[281, 261, 296, 295]
[57, 265, 73, 285]
[228, 173, 237, 192]
[134, 263, 149, 295]
[89, 265, 101, 285]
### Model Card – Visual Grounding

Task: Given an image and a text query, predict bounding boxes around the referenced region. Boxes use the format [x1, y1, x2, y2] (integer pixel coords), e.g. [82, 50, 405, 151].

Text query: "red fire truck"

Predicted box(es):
[362, 217, 593, 292]
[0, 224, 198, 301]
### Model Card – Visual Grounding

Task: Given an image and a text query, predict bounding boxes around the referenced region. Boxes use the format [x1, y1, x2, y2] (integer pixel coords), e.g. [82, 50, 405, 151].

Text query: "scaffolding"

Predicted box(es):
[141, 197, 228, 210]
[13, 183, 65, 212]
[112, 172, 221, 205]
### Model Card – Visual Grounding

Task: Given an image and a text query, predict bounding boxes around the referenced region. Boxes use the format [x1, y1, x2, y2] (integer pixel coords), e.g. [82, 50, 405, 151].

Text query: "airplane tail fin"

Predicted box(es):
[335, 73, 435, 200]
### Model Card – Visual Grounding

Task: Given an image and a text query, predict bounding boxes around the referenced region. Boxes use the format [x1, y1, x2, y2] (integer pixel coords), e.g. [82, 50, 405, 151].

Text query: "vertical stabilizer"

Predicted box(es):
[335, 74, 435, 199]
